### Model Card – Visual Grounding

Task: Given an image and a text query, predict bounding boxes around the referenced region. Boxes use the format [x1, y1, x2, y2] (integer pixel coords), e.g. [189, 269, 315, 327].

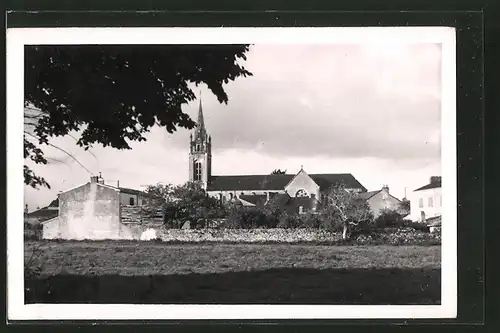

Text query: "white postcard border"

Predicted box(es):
[7, 26, 457, 320]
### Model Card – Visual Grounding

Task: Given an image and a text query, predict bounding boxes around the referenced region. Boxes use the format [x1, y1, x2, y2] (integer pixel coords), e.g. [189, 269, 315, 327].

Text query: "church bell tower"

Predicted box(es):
[188, 95, 212, 190]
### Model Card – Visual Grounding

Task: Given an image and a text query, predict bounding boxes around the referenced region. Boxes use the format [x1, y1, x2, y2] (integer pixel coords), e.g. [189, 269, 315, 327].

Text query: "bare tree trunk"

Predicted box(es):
[342, 224, 348, 240]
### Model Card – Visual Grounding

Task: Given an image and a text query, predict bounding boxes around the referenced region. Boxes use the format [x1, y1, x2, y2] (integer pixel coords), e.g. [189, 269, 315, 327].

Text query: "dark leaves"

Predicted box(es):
[24, 165, 51, 189]
[24, 44, 252, 188]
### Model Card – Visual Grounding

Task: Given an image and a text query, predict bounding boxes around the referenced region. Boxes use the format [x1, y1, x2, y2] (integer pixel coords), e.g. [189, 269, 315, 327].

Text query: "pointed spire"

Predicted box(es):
[197, 90, 205, 130]
[194, 90, 206, 141]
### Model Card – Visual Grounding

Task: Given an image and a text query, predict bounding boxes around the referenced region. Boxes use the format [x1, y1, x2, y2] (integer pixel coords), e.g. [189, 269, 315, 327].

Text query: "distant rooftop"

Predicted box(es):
[414, 176, 442, 192]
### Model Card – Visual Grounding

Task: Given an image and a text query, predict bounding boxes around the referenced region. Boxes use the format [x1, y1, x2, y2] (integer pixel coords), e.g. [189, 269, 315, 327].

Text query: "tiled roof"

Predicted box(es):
[207, 173, 366, 192]
[426, 215, 442, 227]
[357, 190, 381, 200]
[414, 181, 441, 192]
[26, 208, 58, 222]
[208, 174, 294, 191]
[269, 193, 292, 206]
[309, 174, 367, 192]
[48, 198, 59, 207]
[118, 187, 145, 195]
[101, 183, 146, 195]
[238, 195, 268, 207]
[356, 190, 402, 203]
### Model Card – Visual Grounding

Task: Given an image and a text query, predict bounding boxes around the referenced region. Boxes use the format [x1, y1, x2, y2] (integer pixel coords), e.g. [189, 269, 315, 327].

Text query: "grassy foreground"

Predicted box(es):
[25, 241, 441, 304]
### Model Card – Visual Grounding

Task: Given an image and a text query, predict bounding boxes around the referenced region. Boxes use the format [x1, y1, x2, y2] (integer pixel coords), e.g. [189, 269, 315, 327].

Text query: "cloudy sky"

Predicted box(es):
[24, 43, 442, 211]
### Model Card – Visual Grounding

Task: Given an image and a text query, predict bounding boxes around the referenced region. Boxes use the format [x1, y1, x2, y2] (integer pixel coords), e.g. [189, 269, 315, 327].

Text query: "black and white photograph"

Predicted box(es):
[7, 27, 457, 320]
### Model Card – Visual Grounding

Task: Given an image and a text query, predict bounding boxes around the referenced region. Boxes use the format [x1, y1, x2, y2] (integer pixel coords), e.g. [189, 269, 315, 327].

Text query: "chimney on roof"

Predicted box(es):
[24, 204, 28, 215]
[382, 185, 389, 194]
[97, 172, 104, 184]
[430, 176, 441, 184]
[90, 175, 99, 183]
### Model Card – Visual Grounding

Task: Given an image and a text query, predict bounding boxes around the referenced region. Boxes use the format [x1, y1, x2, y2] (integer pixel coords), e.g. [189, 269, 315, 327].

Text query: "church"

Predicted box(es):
[187, 99, 370, 214]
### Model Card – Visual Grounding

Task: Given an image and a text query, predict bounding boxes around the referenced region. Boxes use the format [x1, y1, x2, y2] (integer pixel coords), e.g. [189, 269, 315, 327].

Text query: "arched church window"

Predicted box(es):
[194, 161, 202, 181]
[295, 189, 309, 197]
[196, 143, 201, 152]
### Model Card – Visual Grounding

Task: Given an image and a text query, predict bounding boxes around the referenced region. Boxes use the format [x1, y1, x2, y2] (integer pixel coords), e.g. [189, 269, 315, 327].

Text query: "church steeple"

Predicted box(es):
[188, 92, 212, 189]
[194, 92, 206, 141]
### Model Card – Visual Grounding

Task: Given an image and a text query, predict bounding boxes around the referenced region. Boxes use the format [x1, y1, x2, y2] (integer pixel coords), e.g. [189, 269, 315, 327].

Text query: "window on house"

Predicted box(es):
[129, 197, 135, 206]
[428, 197, 433, 207]
[194, 162, 202, 181]
[295, 189, 308, 197]
[229, 193, 233, 200]
[298, 206, 304, 214]
[418, 198, 424, 208]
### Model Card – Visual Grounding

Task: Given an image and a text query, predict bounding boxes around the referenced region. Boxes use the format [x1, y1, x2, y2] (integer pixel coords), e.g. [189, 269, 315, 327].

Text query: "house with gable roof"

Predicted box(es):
[41, 175, 153, 240]
[357, 185, 405, 218]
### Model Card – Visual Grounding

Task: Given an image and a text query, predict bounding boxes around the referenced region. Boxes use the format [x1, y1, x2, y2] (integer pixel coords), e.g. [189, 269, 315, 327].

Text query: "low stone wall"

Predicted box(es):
[158, 228, 342, 243]
[155, 227, 441, 245]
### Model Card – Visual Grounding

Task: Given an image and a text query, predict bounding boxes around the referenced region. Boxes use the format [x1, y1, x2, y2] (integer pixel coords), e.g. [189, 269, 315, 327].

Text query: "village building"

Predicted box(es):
[409, 176, 442, 223]
[357, 185, 405, 218]
[40, 176, 151, 240]
[24, 199, 59, 225]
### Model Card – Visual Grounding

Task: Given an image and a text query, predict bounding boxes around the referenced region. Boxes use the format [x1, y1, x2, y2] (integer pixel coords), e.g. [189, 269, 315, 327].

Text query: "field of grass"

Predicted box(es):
[25, 240, 441, 304]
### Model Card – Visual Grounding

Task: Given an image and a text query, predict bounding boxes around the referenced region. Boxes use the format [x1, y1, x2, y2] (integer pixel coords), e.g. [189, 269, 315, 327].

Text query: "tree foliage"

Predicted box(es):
[270, 169, 287, 175]
[321, 185, 374, 239]
[24, 44, 253, 188]
[399, 198, 411, 214]
[144, 182, 224, 229]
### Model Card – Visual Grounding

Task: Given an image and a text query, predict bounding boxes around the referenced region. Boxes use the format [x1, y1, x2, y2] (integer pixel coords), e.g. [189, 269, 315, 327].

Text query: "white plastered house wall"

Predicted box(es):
[409, 186, 442, 222]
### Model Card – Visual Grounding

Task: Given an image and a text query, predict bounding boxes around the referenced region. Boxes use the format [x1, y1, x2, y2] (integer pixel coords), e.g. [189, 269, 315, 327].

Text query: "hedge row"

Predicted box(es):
[171, 208, 422, 233]
[24, 223, 43, 241]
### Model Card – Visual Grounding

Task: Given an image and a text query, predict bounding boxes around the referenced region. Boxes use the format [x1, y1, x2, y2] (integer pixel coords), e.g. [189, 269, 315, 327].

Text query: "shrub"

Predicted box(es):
[24, 244, 45, 299]
[400, 220, 430, 232]
[300, 212, 323, 229]
[317, 215, 343, 232]
[277, 212, 302, 229]
[224, 207, 268, 229]
[374, 209, 405, 228]
[24, 222, 43, 240]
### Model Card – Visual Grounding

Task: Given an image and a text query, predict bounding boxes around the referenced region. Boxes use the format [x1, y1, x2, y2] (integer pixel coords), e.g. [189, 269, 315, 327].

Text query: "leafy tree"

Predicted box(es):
[24, 44, 252, 188]
[270, 169, 287, 175]
[225, 206, 268, 229]
[374, 208, 405, 228]
[260, 195, 285, 228]
[172, 182, 225, 228]
[321, 184, 374, 239]
[144, 182, 224, 228]
[142, 183, 175, 218]
[399, 198, 410, 214]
